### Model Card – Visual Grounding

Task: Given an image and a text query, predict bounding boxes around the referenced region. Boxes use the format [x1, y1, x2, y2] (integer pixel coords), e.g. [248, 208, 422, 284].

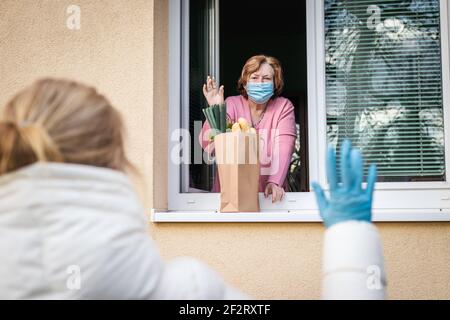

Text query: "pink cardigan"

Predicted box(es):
[198, 95, 297, 192]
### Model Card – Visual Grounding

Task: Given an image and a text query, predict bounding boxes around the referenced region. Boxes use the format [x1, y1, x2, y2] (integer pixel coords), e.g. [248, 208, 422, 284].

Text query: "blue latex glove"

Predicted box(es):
[312, 139, 377, 228]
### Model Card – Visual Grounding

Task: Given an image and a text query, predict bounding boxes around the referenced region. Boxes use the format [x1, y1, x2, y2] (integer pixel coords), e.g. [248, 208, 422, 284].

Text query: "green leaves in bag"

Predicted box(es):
[202, 104, 228, 140]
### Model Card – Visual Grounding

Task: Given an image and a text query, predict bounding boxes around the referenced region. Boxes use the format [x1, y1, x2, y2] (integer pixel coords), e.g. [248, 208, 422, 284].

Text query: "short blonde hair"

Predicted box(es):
[0, 78, 133, 175]
[237, 55, 284, 98]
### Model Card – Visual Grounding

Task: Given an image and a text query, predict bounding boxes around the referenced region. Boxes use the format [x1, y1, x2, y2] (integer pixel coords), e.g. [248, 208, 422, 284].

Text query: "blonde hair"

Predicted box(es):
[237, 55, 284, 98]
[0, 78, 134, 175]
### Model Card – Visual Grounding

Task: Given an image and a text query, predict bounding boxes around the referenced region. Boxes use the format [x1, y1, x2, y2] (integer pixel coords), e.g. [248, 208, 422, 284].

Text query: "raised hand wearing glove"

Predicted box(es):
[312, 139, 386, 300]
[312, 139, 377, 228]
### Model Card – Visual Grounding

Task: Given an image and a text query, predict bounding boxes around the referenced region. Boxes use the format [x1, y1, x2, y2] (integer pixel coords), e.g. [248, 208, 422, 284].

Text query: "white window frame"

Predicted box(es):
[154, 0, 450, 222]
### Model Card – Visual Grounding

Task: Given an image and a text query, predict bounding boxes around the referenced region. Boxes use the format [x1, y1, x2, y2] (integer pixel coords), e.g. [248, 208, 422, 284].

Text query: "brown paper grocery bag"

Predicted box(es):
[214, 132, 260, 212]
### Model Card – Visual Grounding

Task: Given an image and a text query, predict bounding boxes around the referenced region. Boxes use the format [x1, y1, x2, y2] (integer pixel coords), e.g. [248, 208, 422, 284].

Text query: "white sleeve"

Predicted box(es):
[321, 221, 387, 300]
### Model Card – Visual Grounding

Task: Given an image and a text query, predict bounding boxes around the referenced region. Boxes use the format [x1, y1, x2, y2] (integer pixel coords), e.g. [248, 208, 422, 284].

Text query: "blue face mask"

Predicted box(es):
[246, 82, 274, 104]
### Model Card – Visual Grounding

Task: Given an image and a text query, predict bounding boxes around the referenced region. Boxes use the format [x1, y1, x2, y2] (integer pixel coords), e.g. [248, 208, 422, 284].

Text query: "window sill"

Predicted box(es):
[150, 209, 450, 223]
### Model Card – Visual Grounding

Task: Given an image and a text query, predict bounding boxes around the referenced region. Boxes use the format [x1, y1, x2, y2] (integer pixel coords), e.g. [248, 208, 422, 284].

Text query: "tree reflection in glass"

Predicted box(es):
[325, 0, 445, 182]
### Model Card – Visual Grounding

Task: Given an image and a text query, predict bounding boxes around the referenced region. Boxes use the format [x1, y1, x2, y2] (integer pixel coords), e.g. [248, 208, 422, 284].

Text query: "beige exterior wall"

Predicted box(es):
[0, 0, 449, 299]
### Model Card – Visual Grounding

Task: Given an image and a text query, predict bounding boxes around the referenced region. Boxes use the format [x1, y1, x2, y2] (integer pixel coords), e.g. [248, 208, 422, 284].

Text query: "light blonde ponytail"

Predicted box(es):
[0, 121, 63, 174]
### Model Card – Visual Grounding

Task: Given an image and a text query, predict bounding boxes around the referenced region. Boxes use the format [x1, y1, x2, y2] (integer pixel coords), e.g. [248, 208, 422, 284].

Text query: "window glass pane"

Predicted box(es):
[187, 0, 217, 193]
[325, 0, 446, 182]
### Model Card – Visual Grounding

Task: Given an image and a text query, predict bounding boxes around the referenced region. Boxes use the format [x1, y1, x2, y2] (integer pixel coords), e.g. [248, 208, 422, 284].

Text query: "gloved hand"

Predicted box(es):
[312, 139, 377, 228]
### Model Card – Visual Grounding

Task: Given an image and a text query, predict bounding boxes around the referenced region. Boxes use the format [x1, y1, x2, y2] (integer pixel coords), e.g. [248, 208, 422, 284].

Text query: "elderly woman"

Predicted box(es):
[199, 55, 297, 203]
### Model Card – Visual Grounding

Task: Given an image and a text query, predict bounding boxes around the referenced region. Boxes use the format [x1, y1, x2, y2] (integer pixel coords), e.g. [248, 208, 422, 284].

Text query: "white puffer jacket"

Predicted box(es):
[0, 162, 386, 299]
[0, 163, 247, 299]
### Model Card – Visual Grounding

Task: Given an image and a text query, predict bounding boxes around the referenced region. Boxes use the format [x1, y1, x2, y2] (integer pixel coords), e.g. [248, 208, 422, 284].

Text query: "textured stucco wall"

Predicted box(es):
[1, 0, 449, 299]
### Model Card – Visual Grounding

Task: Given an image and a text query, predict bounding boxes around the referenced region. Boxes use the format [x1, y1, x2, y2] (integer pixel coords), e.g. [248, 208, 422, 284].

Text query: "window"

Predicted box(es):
[160, 0, 450, 222]
[325, 0, 445, 183]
